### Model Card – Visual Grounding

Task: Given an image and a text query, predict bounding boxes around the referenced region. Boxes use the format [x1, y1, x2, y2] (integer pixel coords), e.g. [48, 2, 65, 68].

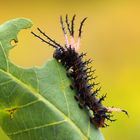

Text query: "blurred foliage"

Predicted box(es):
[0, 0, 140, 140]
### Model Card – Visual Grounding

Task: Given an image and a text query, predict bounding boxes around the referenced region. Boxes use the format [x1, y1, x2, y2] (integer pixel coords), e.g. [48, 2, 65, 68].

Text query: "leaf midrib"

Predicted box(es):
[0, 68, 88, 140]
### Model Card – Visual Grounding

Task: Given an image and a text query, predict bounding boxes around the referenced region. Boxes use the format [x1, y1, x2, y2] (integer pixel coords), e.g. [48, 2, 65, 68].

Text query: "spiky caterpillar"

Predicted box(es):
[31, 15, 128, 128]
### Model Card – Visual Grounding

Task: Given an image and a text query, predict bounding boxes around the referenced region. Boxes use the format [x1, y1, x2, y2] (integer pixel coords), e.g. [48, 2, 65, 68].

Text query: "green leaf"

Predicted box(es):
[0, 18, 104, 140]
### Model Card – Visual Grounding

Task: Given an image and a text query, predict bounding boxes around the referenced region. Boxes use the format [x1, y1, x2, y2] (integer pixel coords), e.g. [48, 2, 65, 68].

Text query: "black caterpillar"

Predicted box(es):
[31, 15, 128, 128]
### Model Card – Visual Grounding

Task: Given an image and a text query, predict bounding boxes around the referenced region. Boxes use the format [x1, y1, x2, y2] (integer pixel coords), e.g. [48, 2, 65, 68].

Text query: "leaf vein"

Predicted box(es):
[0, 68, 88, 139]
[0, 79, 13, 86]
[0, 41, 9, 71]
[7, 120, 67, 136]
[55, 61, 70, 117]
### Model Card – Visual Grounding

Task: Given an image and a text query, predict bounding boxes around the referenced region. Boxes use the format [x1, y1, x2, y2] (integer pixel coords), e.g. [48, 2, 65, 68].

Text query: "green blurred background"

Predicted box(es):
[0, 0, 140, 139]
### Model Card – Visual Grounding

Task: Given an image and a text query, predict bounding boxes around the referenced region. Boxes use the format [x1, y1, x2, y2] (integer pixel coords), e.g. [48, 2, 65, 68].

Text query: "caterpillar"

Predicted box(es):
[31, 15, 128, 128]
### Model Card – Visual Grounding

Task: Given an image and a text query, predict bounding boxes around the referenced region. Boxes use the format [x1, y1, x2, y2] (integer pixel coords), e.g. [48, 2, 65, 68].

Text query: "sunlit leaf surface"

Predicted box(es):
[0, 18, 104, 140]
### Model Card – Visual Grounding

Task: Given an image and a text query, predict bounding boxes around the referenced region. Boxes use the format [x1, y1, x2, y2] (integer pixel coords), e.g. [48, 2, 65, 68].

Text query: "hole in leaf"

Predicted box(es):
[11, 39, 18, 47]
[9, 28, 53, 68]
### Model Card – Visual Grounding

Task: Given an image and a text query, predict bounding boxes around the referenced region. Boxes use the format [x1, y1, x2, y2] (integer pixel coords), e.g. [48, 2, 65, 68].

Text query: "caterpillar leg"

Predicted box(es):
[70, 85, 74, 90]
